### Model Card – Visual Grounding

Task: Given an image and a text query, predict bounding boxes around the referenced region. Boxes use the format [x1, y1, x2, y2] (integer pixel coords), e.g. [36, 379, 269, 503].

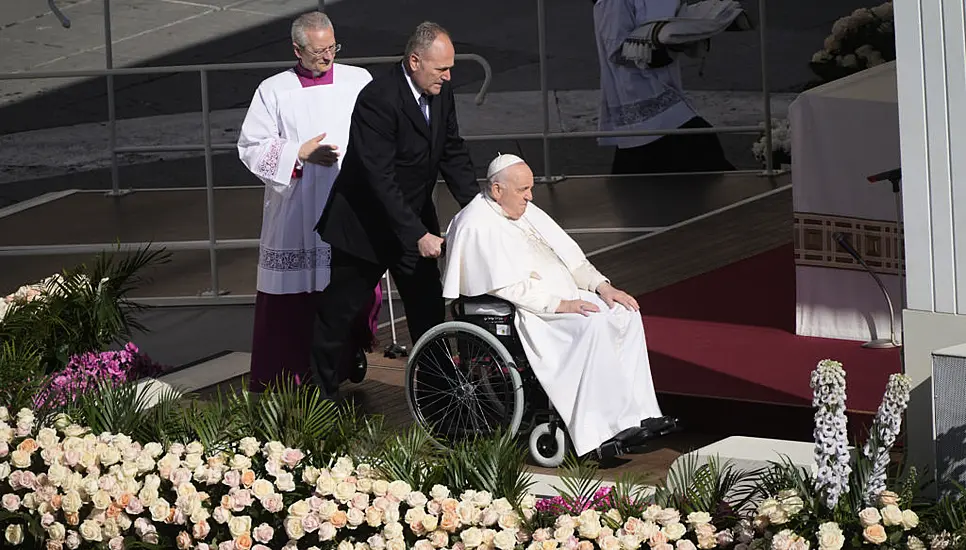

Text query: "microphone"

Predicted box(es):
[832, 232, 900, 348]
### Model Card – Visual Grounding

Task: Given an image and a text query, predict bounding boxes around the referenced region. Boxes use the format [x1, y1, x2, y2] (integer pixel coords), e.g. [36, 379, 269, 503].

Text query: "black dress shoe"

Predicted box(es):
[641, 416, 680, 434]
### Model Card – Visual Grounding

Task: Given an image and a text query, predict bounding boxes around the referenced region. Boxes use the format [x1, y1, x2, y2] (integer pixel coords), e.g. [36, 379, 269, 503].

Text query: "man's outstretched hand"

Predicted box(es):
[418, 233, 445, 258]
[556, 299, 600, 316]
[597, 282, 640, 311]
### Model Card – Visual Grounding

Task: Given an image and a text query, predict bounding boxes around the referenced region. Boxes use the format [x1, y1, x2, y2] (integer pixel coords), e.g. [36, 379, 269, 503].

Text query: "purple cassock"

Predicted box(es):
[248, 62, 383, 393]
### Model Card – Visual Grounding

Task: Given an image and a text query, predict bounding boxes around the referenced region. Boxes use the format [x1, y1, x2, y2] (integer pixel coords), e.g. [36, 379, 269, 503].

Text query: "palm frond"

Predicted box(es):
[443, 429, 534, 505]
[254, 376, 341, 454]
[375, 424, 443, 492]
[551, 454, 605, 513]
[64, 379, 156, 437]
[654, 452, 762, 521]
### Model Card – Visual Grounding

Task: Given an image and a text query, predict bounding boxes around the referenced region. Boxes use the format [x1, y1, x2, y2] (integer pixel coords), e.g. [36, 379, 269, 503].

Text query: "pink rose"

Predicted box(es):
[193, 520, 211, 540]
[219, 542, 235, 550]
[302, 514, 322, 533]
[261, 494, 284, 514]
[223, 471, 241, 488]
[232, 489, 254, 510]
[125, 498, 144, 516]
[351, 493, 370, 510]
[2, 494, 21, 512]
[253, 523, 274, 544]
[109, 537, 125, 550]
[281, 449, 304, 468]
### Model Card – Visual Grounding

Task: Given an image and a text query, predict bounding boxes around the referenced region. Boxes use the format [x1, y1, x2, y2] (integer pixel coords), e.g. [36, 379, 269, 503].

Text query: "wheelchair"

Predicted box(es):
[403, 295, 679, 467]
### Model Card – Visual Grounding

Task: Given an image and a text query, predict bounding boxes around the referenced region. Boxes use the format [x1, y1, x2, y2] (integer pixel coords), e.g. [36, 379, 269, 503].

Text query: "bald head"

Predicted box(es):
[486, 159, 534, 220]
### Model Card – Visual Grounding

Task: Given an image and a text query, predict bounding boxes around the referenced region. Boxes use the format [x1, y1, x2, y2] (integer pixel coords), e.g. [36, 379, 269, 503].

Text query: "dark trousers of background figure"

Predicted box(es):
[308, 248, 445, 399]
[249, 290, 378, 393]
[611, 116, 735, 175]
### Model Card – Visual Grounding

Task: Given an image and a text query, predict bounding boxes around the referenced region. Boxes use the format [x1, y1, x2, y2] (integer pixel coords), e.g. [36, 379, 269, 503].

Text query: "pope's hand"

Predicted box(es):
[298, 133, 340, 166]
[418, 233, 444, 258]
[556, 299, 600, 316]
[597, 282, 640, 311]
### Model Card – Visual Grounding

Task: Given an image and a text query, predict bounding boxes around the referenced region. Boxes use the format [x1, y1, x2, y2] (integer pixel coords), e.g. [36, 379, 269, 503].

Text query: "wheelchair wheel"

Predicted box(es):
[405, 321, 525, 447]
[529, 422, 567, 468]
[348, 349, 367, 384]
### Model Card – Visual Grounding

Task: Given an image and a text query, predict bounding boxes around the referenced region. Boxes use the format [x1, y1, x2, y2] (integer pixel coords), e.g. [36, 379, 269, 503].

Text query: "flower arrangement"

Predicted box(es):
[32, 343, 167, 409]
[809, 2, 895, 83]
[0, 406, 744, 550]
[751, 118, 791, 169]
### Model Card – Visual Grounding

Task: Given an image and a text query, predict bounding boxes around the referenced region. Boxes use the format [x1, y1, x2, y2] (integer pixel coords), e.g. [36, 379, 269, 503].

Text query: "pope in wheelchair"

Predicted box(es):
[403, 153, 677, 466]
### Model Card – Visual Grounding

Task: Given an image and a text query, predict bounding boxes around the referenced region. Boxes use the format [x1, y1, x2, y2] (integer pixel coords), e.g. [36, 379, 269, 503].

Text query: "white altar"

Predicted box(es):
[789, 61, 904, 343]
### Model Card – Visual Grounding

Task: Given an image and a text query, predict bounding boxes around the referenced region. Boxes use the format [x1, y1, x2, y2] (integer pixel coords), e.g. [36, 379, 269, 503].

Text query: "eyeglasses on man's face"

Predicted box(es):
[300, 43, 341, 58]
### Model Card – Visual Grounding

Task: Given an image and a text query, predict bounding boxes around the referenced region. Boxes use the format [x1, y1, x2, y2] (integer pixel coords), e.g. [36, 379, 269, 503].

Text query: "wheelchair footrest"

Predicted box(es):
[594, 440, 626, 461]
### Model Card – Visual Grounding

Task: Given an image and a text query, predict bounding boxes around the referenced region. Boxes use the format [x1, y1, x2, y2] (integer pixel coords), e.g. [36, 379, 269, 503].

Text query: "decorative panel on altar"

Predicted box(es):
[789, 61, 904, 342]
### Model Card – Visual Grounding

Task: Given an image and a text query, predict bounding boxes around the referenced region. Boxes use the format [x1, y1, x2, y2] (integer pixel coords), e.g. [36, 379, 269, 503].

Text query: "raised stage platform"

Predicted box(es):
[1, 170, 901, 468]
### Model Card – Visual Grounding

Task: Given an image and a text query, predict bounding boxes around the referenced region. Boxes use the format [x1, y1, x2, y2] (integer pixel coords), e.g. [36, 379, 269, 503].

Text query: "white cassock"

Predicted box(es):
[593, 0, 697, 149]
[237, 63, 372, 294]
[442, 193, 664, 456]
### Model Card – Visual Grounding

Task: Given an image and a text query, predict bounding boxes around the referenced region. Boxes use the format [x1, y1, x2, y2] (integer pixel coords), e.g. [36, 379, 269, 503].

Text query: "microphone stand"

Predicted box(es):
[833, 232, 900, 348]
[867, 168, 905, 324]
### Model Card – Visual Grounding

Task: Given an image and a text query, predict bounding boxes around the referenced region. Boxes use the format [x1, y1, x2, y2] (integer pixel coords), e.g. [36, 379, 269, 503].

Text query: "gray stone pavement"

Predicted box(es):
[0, 0, 874, 200]
[1, 0, 871, 129]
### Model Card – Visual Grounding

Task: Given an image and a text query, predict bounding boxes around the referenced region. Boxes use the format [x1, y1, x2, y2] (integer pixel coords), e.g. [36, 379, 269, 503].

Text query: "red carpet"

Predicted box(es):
[637, 245, 902, 414]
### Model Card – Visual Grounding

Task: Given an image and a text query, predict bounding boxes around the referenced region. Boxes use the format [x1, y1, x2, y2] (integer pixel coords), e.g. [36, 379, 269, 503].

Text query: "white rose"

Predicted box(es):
[388, 480, 411, 500]
[858, 507, 881, 527]
[371, 479, 390, 496]
[65, 530, 81, 550]
[79, 520, 103, 542]
[430, 485, 450, 500]
[251, 479, 274, 499]
[5, 524, 24, 545]
[687, 512, 712, 525]
[901, 509, 919, 530]
[10, 450, 31, 468]
[48, 523, 66, 541]
[881, 505, 903, 526]
[276, 472, 296, 492]
[92, 489, 112, 510]
[494, 529, 517, 550]
[461, 527, 485, 548]
[228, 515, 252, 538]
[285, 516, 305, 540]
[238, 437, 260, 457]
[663, 522, 687, 541]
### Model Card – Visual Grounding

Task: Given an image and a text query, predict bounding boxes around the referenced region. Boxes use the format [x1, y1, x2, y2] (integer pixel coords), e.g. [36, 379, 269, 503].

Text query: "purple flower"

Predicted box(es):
[32, 342, 164, 409]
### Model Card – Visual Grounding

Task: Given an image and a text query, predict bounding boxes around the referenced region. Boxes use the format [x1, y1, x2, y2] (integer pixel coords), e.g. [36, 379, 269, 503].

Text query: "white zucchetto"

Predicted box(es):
[487, 153, 526, 179]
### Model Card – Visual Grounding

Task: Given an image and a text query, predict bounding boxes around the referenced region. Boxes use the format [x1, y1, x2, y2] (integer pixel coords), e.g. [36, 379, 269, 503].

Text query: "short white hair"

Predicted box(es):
[292, 11, 332, 48]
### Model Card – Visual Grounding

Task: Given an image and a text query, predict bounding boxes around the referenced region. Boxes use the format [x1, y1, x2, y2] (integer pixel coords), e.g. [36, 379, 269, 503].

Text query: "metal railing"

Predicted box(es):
[0, 0, 779, 303]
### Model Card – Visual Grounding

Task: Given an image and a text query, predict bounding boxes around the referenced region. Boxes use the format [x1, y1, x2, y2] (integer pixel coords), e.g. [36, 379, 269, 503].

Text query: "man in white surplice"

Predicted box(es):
[237, 11, 381, 394]
[441, 154, 672, 457]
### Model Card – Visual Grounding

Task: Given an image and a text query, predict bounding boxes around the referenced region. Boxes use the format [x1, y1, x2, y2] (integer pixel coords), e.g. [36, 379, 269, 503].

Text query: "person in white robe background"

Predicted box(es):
[592, 0, 733, 174]
[441, 153, 675, 457]
[237, 11, 381, 395]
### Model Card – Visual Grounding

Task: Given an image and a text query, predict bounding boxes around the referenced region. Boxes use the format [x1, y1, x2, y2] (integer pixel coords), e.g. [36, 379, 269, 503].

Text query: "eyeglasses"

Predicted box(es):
[300, 43, 341, 58]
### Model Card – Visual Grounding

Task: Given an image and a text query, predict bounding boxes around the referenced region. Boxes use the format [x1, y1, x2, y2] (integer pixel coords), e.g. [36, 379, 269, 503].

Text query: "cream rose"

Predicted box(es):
[284, 516, 305, 540]
[663, 522, 686, 541]
[251, 479, 274, 499]
[78, 520, 103, 542]
[229, 515, 252, 538]
[461, 527, 485, 548]
[5, 524, 24, 545]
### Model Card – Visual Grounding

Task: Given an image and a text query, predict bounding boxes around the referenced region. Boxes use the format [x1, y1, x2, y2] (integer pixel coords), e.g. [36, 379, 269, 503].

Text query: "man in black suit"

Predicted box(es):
[309, 21, 478, 397]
